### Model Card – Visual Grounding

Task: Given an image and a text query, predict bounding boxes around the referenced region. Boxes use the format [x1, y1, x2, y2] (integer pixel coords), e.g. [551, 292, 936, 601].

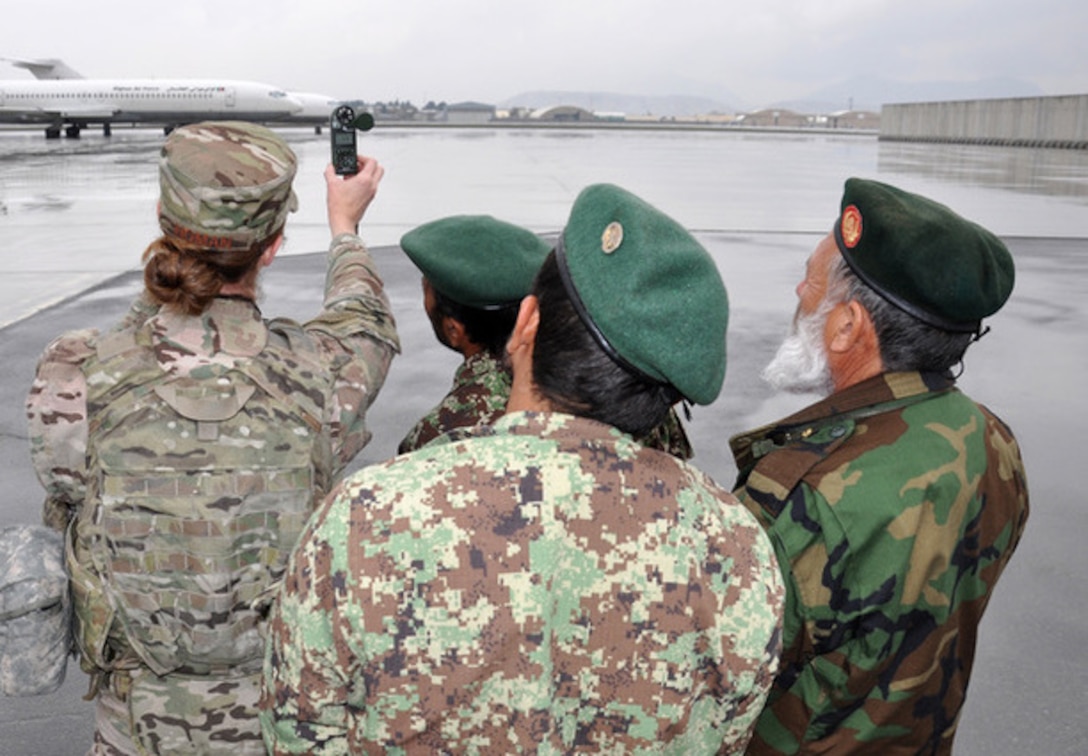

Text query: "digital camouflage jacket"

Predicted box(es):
[262, 411, 785, 755]
[729, 371, 1029, 755]
[398, 350, 695, 460]
[397, 349, 511, 454]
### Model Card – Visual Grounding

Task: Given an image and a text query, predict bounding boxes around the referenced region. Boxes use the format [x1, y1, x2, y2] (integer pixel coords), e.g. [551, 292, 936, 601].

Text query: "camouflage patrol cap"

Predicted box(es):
[834, 177, 1014, 333]
[400, 215, 552, 309]
[158, 121, 298, 251]
[556, 183, 728, 405]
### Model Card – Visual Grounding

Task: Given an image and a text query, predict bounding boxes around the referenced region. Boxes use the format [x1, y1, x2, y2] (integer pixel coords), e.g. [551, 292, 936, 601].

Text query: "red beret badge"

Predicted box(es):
[841, 205, 863, 249]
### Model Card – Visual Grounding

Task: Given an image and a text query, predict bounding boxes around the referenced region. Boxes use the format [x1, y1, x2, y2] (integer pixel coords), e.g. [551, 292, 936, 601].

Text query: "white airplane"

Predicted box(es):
[3, 58, 347, 135]
[1, 57, 84, 80]
[0, 59, 304, 138]
[280, 91, 343, 133]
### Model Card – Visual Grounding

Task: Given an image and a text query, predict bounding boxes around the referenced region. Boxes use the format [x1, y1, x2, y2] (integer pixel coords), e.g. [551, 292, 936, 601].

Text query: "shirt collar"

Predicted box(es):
[149, 297, 267, 357]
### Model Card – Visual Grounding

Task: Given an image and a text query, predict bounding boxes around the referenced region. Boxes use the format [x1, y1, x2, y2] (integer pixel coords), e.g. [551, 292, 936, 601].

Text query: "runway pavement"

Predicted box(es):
[1, 233, 1085, 755]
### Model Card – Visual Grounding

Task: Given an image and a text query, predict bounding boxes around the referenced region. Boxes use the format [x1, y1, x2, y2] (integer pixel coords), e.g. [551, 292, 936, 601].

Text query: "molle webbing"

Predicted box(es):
[71, 326, 327, 677]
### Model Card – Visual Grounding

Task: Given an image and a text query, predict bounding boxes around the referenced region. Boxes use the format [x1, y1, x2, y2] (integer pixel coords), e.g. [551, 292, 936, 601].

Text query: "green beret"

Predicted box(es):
[834, 178, 1014, 332]
[400, 215, 552, 309]
[556, 183, 728, 405]
[158, 121, 298, 251]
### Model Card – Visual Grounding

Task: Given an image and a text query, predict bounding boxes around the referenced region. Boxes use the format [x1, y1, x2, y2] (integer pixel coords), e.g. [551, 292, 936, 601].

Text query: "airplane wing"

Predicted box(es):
[0, 102, 117, 120]
[56, 104, 117, 118]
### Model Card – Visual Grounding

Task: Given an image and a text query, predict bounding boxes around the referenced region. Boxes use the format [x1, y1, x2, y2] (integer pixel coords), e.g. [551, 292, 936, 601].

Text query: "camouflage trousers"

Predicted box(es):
[88, 667, 266, 755]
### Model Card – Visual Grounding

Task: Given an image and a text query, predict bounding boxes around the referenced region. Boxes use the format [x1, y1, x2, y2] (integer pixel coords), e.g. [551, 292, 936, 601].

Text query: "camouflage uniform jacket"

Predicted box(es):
[398, 351, 695, 460]
[397, 349, 511, 454]
[26, 232, 399, 685]
[262, 410, 785, 755]
[728, 371, 1029, 755]
[28, 233, 399, 533]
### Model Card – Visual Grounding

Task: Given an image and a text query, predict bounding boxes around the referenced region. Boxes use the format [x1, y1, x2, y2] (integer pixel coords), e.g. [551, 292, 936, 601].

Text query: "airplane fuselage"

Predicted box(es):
[0, 79, 303, 137]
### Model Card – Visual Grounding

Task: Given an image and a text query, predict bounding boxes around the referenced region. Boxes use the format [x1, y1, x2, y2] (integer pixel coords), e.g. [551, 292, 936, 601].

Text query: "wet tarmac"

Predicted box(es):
[1, 126, 1086, 753]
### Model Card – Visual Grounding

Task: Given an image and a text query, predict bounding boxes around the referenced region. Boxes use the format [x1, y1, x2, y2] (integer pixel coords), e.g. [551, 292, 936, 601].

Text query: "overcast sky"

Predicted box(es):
[3, 0, 1086, 109]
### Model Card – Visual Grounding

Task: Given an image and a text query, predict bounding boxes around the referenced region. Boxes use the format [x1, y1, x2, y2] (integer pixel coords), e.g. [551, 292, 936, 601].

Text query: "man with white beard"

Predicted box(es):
[759, 290, 836, 397]
[729, 177, 1030, 755]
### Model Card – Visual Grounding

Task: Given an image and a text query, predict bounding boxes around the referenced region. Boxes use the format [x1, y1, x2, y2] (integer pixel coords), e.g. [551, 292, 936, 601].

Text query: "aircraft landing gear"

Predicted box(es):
[45, 125, 62, 139]
[65, 124, 81, 138]
[103, 123, 112, 137]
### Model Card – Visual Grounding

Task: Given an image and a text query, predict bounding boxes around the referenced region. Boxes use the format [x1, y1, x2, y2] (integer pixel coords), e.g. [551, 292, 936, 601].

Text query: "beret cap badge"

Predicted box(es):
[558, 183, 728, 405]
[841, 205, 863, 249]
[601, 221, 624, 254]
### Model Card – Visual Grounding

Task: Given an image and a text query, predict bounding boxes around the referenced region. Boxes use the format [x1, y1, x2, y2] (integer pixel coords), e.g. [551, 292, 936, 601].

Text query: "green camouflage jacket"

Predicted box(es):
[397, 349, 511, 454]
[729, 371, 1029, 755]
[262, 411, 784, 755]
[398, 350, 695, 460]
[640, 405, 695, 461]
[27, 233, 400, 532]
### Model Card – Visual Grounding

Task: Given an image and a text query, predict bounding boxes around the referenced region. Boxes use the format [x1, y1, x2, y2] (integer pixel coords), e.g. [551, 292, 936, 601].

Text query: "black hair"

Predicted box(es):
[828, 254, 973, 373]
[530, 251, 678, 436]
[431, 287, 519, 357]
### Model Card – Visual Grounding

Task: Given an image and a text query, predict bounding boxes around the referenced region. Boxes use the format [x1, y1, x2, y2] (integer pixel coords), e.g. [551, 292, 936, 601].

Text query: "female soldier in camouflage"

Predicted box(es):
[26, 121, 399, 755]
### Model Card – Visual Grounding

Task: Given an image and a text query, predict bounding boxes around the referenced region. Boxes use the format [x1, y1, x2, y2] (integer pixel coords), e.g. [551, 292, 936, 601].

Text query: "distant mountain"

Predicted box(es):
[768, 76, 1046, 114]
[499, 91, 736, 118]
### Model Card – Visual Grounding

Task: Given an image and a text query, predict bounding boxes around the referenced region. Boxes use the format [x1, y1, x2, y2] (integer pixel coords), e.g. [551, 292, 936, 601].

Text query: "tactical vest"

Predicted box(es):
[69, 322, 331, 677]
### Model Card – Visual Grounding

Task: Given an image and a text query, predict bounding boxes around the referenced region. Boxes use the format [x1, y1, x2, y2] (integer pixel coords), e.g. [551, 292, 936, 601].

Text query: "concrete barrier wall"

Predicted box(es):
[880, 95, 1088, 149]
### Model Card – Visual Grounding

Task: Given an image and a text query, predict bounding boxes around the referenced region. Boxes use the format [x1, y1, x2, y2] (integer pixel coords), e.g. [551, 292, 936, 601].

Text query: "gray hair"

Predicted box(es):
[826, 254, 973, 373]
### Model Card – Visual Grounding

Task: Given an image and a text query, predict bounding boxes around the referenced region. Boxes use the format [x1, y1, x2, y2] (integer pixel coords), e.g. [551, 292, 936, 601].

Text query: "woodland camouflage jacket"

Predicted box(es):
[730, 371, 1029, 755]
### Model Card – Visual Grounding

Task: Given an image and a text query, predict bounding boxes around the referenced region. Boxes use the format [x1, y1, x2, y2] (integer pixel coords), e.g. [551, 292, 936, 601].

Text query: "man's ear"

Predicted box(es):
[509, 295, 541, 354]
[825, 299, 873, 354]
[505, 295, 547, 414]
[442, 316, 470, 351]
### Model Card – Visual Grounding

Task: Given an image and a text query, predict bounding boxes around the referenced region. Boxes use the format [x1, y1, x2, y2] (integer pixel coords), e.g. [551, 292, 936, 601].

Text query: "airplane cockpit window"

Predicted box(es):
[270, 91, 288, 99]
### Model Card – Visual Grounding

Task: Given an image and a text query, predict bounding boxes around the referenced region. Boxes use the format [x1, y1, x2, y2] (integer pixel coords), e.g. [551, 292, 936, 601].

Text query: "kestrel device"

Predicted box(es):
[331, 105, 360, 175]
